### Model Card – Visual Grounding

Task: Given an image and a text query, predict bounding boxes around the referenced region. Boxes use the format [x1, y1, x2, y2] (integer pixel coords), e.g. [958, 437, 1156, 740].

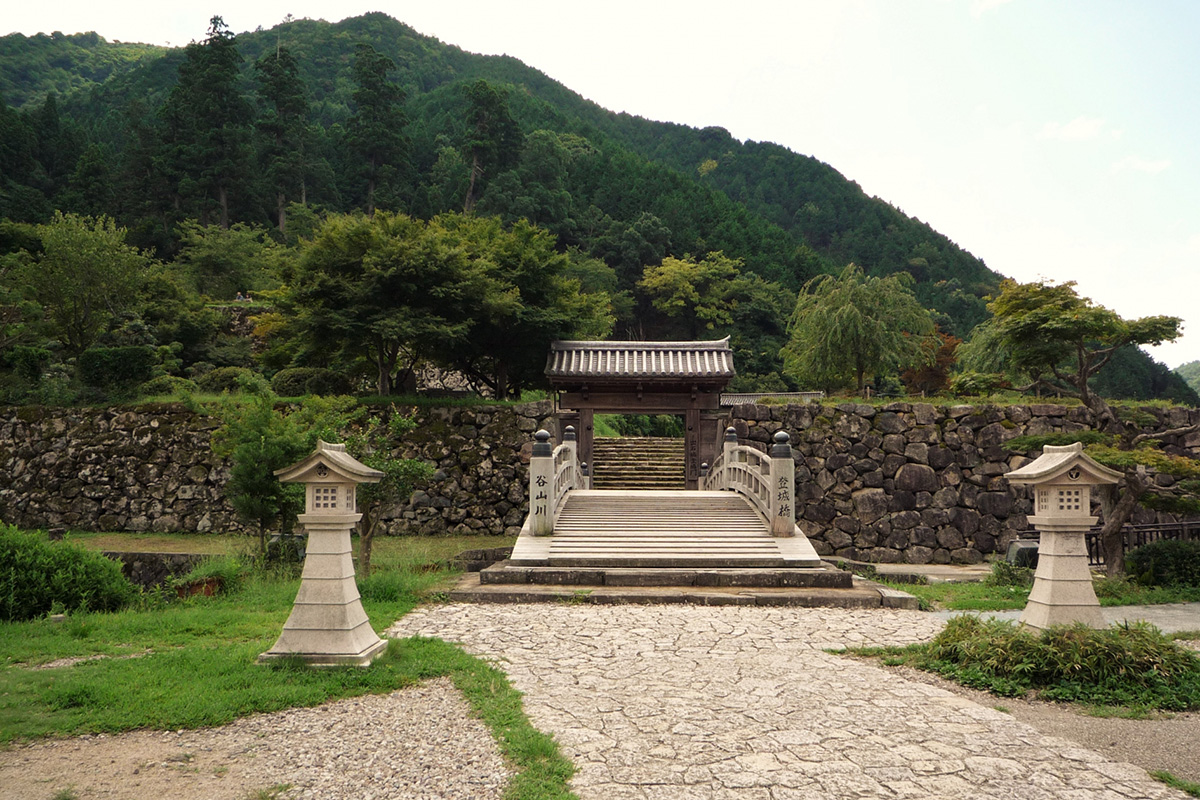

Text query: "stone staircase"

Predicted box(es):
[548, 491, 780, 567]
[590, 437, 685, 490]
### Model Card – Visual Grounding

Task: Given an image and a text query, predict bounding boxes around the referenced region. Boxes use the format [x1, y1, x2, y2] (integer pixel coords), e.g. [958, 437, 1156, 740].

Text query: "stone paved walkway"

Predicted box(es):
[389, 605, 1189, 800]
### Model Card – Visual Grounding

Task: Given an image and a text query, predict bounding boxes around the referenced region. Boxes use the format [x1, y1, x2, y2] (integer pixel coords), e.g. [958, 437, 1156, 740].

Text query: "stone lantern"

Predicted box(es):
[258, 440, 387, 667]
[1005, 442, 1122, 631]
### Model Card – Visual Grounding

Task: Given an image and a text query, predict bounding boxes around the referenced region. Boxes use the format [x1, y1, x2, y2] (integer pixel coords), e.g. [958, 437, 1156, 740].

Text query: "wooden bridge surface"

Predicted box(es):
[511, 490, 821, 568]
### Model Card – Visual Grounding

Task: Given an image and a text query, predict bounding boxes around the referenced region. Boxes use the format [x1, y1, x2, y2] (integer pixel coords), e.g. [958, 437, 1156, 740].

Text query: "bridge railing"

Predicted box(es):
[529, 426, 582, 535]
[701, 427, 796, 537]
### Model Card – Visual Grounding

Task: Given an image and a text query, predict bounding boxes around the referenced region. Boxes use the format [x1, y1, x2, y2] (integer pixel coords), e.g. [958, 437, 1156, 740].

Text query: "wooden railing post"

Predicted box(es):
[530, 429, 554, 535]
[769, 430, 795, 537]
[562, 425, 578, 492]
[723, 426, 739, 476]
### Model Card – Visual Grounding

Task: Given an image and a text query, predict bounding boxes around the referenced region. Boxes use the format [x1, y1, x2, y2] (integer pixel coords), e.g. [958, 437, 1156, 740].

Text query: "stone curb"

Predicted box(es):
[449, 572, 920, 609]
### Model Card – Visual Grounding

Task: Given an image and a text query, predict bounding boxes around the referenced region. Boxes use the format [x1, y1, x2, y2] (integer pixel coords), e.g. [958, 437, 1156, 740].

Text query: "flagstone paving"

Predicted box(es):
[389, 604, 1189, 800]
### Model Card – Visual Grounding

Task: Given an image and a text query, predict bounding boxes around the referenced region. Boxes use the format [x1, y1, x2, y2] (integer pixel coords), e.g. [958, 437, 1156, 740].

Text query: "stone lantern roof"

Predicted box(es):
[274, 440, 384, 485]
[1005, 442, 1122, 487]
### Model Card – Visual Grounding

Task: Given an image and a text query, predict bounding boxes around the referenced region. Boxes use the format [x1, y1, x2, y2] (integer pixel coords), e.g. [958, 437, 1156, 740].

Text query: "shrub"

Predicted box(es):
[985, 560, 1034, 588]
[76, 346, 157, 396]
[270, 367, 353, 397]
[0, 526, 138, 621]
[1128, 539, 1200, 588]
[922, 615, 1200, 709]
[196, 366, 255, 393]
[5, 346, 52, 381]
[138, 375, 198, 397]
[173, 555, 247, 595]
[948, 371, 1008, 396]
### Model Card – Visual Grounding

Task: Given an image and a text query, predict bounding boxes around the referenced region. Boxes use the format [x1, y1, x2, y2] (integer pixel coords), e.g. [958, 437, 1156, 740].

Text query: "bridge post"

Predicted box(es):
[769, 430, 795, 537]
[530, 429, 554, 535]
[723, 426, 739, 471]
[563, 425, 578, 491]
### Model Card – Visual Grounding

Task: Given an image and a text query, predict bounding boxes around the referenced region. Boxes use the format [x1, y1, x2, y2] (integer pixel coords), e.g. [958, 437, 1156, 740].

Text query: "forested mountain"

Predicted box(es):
[0, 12, 1193, 404]
[0, 14, 996, 325]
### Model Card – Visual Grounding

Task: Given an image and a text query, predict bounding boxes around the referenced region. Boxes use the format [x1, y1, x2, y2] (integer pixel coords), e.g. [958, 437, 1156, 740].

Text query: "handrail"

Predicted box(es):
[702, 443, 772, 523]
[552, 440, 578, 516]
[702, 427, 797, 536]
[529, 427, 581, 535]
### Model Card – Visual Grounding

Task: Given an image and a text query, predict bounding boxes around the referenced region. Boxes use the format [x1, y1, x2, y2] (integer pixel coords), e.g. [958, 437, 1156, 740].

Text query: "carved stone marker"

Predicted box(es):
[1006, 442, 1122, 631]
[258, 440, 387, 667]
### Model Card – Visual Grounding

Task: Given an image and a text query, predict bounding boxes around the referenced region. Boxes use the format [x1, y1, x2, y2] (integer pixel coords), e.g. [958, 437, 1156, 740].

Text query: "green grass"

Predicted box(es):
[1151, 770, 1200, 798]
[888, 579, 1031, 611]
[881, 567, 1200, 611]
[63, 530, 514, 563]
[0, 552, 573, 799]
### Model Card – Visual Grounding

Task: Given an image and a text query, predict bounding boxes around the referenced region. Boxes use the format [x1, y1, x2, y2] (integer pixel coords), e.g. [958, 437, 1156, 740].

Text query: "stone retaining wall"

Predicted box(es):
[2, 400, 1195, 559]
[728, 401, 1200, 564]
[0, 401, 554, 537]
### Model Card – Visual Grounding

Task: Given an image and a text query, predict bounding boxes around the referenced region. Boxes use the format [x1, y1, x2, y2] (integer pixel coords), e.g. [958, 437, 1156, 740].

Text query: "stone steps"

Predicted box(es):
[481, 563, 853, 588]
[549, 491, 778, 566]
[451, 572, 915, 608]
[591, 437, 686, 490]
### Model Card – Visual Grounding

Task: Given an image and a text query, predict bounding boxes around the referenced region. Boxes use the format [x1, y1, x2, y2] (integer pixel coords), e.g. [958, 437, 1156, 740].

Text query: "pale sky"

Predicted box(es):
[7, 1, 1200, 368]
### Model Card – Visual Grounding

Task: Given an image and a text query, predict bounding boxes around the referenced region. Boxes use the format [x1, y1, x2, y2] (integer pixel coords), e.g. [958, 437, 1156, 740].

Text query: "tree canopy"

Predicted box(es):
[988, 279, 1184, 411]
[990, 279, 1197, 575]
[782, 264, 937, 396]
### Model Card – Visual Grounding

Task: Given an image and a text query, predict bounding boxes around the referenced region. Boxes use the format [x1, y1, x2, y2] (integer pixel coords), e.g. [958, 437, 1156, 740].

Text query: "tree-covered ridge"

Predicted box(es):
[0, 13, 997, 330]
[0, 31, 165, 110]
[0, 12, 1191, 406]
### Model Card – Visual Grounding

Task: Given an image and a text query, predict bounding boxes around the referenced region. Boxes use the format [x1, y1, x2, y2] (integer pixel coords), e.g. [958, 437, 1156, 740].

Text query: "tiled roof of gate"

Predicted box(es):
[546, 338, 736, 381]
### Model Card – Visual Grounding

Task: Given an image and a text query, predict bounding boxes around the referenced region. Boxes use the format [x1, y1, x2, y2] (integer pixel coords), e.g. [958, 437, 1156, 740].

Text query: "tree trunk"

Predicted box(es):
[277, 191, 287, 237]
[366, 155, 377, 216]
[463, 153, 482, 214]
[495, 360, 509, 401]
[1100, 473, 1146, 577]
[376, 350, 392, 396]
[358, 511, 377, 576]
[218, 185, 229, 230]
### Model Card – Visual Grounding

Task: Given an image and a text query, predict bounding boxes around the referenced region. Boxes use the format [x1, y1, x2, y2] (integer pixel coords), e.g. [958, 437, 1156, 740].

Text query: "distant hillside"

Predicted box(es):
[0, 31, 164, 109]
[1177, 360, 1200, 396]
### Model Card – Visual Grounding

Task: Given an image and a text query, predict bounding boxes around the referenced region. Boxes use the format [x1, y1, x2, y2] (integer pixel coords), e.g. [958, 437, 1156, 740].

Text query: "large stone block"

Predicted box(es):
[976, 491, 1013, 518]
[851, 488, 889, 523]
[894, 463, 938, 493]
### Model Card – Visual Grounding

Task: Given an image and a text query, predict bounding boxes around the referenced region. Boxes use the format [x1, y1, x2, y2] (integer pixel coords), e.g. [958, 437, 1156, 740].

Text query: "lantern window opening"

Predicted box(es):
[313, 486, 340, 510]
[1056, 487, 1082, 512]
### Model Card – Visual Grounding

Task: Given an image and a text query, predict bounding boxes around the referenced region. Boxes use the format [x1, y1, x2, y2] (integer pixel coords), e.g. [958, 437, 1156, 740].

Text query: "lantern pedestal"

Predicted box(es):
[1018, 520, 1105, 631]
[259, 513, 386, 667]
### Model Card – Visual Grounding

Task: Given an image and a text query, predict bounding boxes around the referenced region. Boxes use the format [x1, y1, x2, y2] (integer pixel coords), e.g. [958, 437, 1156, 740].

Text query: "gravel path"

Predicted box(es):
[390, 604, 1192, 800]
[0, 678, 510, 800]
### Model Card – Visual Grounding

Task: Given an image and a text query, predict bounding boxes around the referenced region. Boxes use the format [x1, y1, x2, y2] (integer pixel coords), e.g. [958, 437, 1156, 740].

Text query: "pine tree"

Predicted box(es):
[254, 45, 309, 236]
[347, 44, 406, 216]
[159, 16, 252, 228]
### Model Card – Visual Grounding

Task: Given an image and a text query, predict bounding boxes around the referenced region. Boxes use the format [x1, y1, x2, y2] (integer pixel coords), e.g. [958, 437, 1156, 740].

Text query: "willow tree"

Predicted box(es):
[782, 263, 936, 395]
[989, 279, 1197, 575]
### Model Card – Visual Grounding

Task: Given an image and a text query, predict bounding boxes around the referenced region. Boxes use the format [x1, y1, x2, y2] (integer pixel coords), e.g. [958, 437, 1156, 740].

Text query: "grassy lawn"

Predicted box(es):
[0, 536, 572, 800]
[65, 530, 515, 564]
[883, 570, 1200, 611]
